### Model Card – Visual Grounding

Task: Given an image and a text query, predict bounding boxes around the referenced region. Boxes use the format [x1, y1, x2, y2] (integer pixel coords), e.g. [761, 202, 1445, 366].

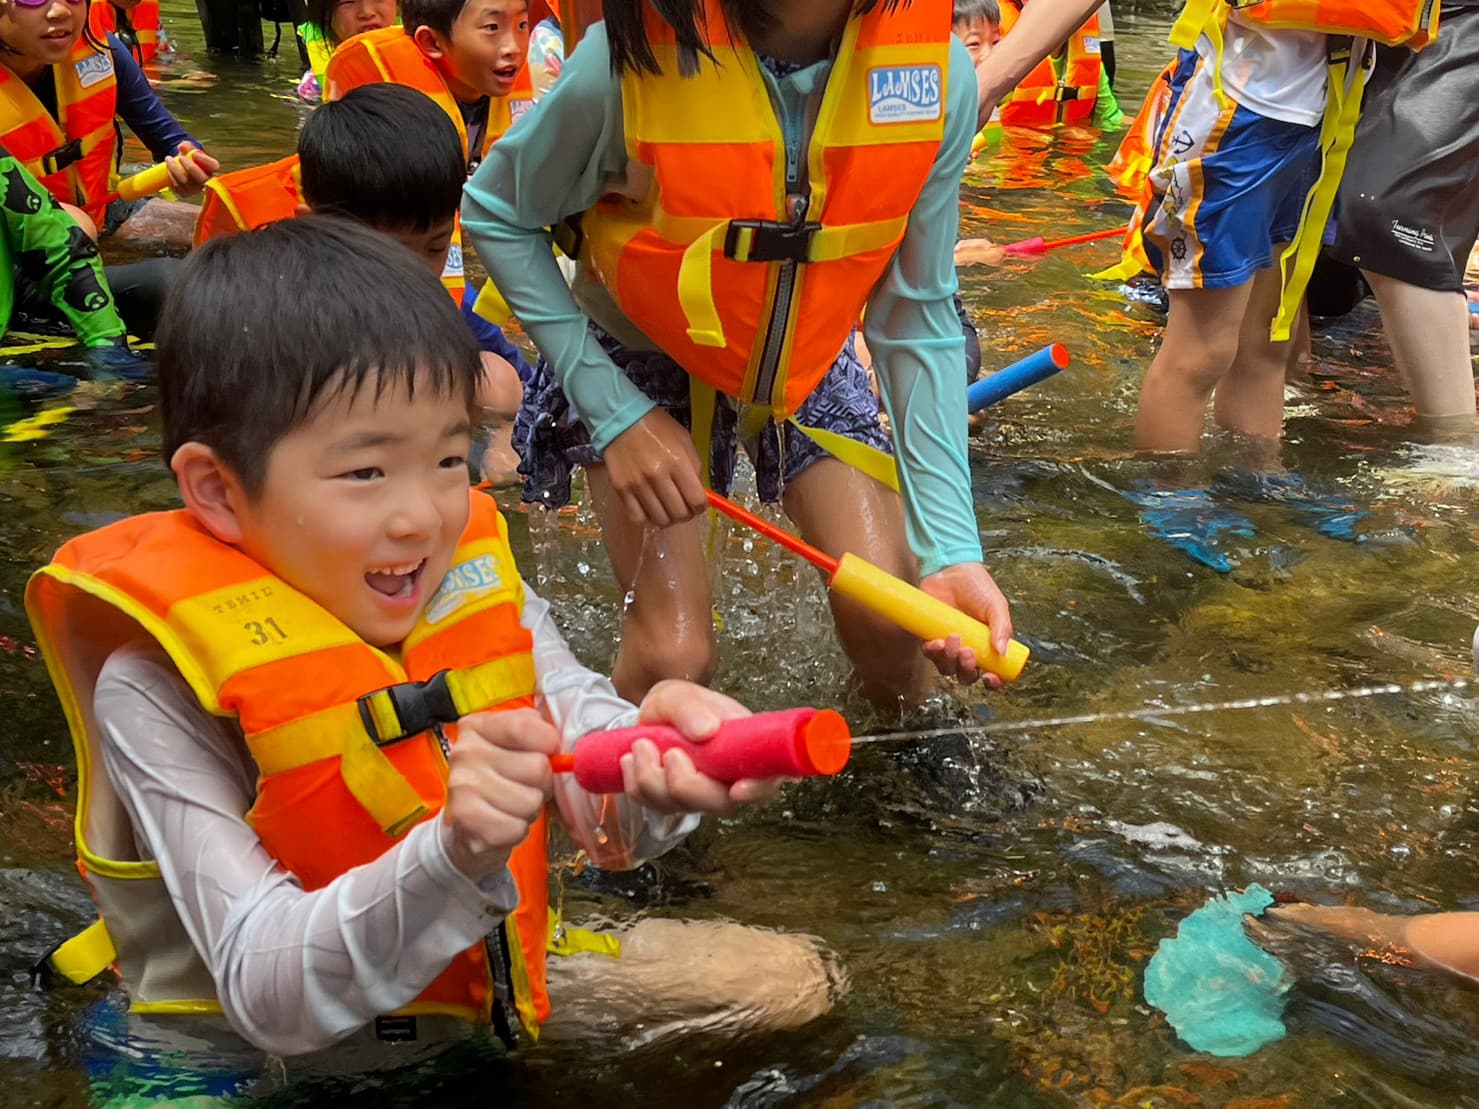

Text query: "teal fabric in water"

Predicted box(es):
[1144, 884, 1290, 1057]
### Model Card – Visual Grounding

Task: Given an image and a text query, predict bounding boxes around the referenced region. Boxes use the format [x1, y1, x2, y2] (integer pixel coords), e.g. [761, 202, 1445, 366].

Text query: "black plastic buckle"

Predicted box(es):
[724, 219, 821, 265]
[356, 669, 459, 746]
[553, 213, 585, 260]
[42, 139, 83, 176]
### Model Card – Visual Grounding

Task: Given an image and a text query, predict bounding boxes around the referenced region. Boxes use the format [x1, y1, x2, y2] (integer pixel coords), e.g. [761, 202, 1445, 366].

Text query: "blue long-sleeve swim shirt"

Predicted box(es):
[461, 22, 983, 578]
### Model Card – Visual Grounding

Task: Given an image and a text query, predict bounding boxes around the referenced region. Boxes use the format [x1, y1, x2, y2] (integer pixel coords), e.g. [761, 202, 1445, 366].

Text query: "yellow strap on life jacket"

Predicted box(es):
[1168, 0, 1232, 109]
[472, 278, 514, 327]
[668, 213, 912, 350]
[547, 916, 623, 959]
[45, 917, 116, 985]
[337, 726, 432, 838]
[1269, 41, 1371, 341]
[685, 379, 901, 494]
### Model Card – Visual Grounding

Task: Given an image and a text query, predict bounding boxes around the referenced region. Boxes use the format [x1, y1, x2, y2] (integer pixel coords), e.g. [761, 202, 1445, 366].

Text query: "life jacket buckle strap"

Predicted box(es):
[724, 219, 822, 265]
[357, 669, 460, 746]
[43, 139, 84, 177]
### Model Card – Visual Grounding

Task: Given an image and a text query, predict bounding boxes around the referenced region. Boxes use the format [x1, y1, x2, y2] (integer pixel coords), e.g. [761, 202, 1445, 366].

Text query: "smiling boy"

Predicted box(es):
[27, 218, 817, 1079]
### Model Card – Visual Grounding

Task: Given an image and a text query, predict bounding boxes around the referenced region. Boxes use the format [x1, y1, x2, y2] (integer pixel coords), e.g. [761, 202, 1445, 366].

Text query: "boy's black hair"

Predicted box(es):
[953, 0, 1001, 27]
[298, 85, 465, 233]
[400, 0, 526, 40]
[157, 217, 481, 496]
[606, 0, 906, 77]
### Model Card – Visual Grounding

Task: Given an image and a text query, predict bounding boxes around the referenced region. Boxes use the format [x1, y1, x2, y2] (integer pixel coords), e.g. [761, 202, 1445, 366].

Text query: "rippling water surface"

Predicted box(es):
[1, 4, 1477, 1105]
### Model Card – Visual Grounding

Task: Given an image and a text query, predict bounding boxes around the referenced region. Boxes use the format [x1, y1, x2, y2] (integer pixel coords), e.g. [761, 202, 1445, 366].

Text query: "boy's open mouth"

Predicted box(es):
[365, 558, 426, 599]
[492, 63, 519, 84]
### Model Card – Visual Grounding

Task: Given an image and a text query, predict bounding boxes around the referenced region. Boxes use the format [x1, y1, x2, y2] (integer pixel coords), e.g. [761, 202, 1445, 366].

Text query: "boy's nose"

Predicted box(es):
[387, 492, 440, 540]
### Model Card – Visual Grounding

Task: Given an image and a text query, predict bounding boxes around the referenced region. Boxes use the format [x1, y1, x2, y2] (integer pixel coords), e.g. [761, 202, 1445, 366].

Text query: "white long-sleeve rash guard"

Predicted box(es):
[91, 583, 698, 1057]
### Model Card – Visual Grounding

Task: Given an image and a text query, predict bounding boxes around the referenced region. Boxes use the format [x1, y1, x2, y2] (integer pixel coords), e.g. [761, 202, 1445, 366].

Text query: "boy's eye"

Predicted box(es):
[439, 454, 467, 470]
[344, 466, 383, 481]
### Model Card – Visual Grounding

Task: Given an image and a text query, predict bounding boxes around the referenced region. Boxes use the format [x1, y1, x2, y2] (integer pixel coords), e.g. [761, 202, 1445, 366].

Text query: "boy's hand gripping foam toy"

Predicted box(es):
[549, 707, 851, 792]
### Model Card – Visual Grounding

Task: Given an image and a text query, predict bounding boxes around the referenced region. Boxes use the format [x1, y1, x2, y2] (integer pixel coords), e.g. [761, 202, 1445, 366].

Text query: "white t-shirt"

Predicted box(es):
[1197, 16, 1328, 127]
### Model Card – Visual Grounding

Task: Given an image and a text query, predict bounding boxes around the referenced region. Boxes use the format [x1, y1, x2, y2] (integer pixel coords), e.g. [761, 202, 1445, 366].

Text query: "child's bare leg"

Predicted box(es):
[109, 199, 198, 253]
[59, 202, 98, 243]
[587, 464, 717, 703]
[1364, 271, 1476, 423]
[1285, 301, 1311, 384]
[781, 458, 931, 706]
[1214, 253, 1293, 441]
[1135, 281, 1256, 453]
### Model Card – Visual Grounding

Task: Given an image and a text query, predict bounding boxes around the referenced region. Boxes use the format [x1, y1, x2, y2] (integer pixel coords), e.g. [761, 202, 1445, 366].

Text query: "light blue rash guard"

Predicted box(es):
[461, 22, 983, 578]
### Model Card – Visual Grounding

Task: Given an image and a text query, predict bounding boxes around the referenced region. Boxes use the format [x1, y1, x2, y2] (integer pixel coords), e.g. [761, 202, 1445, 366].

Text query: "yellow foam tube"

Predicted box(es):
[114, 160, 175, 203]
[828, 553, 1030, 682]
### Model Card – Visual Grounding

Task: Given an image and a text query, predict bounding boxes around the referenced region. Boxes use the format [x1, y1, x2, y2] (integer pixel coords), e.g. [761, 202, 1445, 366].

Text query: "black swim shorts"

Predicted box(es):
[1331, 3, 1479, 291]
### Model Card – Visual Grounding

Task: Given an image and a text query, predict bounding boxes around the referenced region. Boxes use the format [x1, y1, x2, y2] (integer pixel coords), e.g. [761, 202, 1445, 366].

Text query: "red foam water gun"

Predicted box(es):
[549, 707, 851, 792]
[1002, 226, 1124, 256]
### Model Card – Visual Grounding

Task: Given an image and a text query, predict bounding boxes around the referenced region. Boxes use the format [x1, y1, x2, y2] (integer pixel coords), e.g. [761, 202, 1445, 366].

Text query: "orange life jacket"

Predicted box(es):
[26, 491, 551, 1038]
[192, 153, 302, 247]
[323, 26, 535, 300]
[581, 0, 951, 422]
[89, 1, 163, 66]
[1179, 0, 1441, 46]
[997, 0, 1102, 128]
[0, 38, 119, 227]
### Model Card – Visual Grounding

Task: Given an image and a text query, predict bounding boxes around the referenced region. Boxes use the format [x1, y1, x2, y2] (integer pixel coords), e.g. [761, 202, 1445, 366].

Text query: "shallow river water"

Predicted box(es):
[1, 4, 1477, 1106]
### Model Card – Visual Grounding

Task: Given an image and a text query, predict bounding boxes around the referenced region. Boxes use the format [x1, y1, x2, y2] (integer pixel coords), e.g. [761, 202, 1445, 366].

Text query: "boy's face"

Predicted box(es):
[429, 0, 530, 103]
[382, 218, 457, 276]
[952, 16, 1000, 66]
[230, 372, 474, 648]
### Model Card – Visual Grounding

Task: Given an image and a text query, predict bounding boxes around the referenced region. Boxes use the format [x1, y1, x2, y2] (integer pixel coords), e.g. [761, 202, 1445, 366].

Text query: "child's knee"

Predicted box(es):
[60, 202, 99, 243]
[625, 612, 717, 688]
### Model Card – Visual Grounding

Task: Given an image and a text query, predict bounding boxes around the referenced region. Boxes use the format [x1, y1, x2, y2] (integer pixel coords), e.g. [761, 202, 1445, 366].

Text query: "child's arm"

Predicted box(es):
[107, 34, 218, 194]
[974, 0, 1105, 129]
[93, 643, 542, 1055]
[461, 23, 708, 528]
[1, 155, 127, 348]
[1266, 904, 1479, 984]
[862, 37, 1014, 675]
[522, 585, 778, 868]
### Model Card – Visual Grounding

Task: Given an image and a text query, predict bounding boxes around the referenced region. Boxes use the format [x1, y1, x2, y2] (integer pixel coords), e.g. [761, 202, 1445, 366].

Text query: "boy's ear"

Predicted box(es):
[412, 24, 447, 61]
[171, 441, 251, 545]
[293, 202, 312, 218]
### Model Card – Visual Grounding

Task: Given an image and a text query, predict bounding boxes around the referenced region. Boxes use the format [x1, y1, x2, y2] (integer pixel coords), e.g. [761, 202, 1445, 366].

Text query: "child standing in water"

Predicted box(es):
[295, 0, 398, 101]
[0, 0, 218, 250]
[463, 0, 1014, 707]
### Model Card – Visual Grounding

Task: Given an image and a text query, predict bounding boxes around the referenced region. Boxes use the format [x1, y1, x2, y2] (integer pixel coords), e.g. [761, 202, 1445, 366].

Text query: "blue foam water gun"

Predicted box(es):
[967, 344, 1070, 414]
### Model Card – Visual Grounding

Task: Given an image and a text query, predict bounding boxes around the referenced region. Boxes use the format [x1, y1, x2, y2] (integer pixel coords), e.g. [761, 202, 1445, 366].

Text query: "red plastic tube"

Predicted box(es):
[549, 708, 852, 793]
[1003, 226, 1124, 256]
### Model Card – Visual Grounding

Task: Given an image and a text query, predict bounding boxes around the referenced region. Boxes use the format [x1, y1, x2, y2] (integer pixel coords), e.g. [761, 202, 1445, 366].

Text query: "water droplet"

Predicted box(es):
[871, 880, 888, 893]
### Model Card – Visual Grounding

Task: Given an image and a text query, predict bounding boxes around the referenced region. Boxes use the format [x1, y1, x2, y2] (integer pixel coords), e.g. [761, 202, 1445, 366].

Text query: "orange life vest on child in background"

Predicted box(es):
[323, 26, 535, 300]
[581, 0, 951, 432]
[0, 38, 119, 227]
[26, 491, 552, 1037]
[192, 153, 302, 246]
[997, 0, 1102, 128]
[89, 1, 163, 65]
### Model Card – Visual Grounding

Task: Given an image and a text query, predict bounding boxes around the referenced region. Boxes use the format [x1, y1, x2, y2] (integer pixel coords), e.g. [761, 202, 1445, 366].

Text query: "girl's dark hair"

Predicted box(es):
[299, 85, 465, 233]
[157, 217, 481, 497]
[303, 0, 345, 45]
[605, 0, 905, 77]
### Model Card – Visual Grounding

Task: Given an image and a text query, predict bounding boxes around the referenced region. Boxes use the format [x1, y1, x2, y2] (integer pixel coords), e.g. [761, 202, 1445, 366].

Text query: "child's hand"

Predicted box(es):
[919, 562, 1013, 688]
[620, 680, 782, 816]
[955, 238, 1006, 267]
[602, 408, 708, 527]
[442, 708, 559, 880]
[164, 142, 219, 198]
